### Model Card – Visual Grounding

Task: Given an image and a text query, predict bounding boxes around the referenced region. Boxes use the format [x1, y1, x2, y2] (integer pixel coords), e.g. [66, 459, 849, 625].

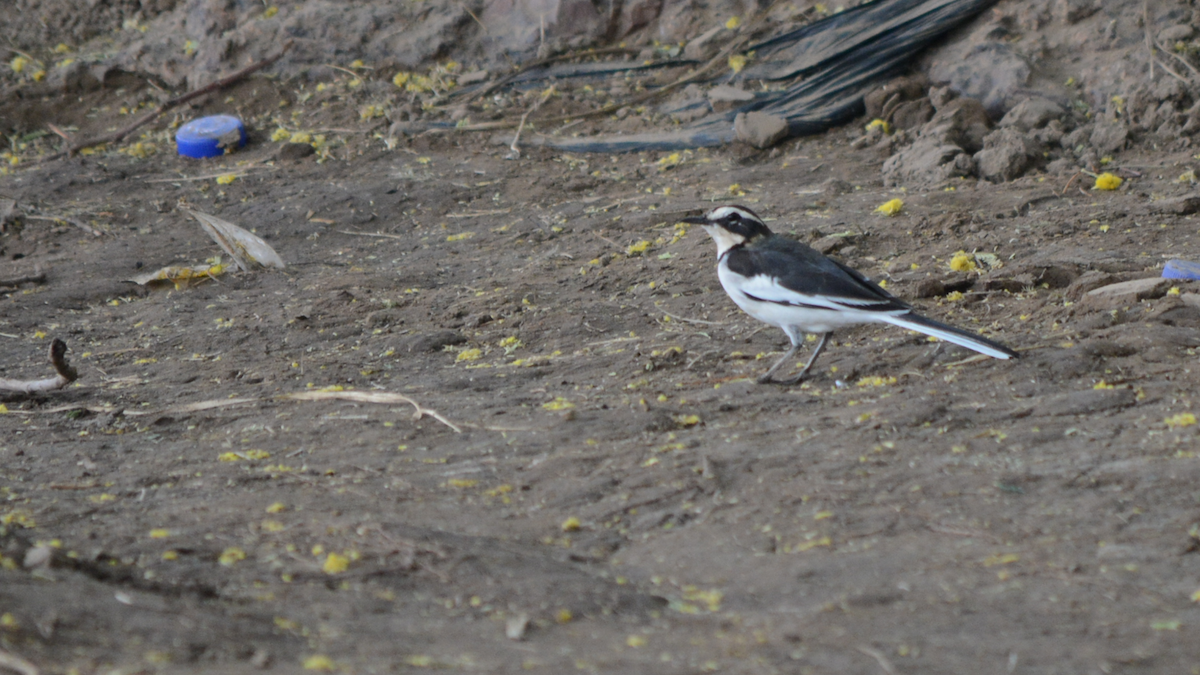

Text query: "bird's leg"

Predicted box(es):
[778, 333, 831, 385]
[757, 343, 799, 383]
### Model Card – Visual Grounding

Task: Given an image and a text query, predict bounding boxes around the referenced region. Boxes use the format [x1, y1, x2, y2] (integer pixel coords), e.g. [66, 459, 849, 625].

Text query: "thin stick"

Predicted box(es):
[1156, 38, 1200, 82]
[1144, 0, 1155, 81]
[24, 214, 102, 237]
[0, 648, 39, 675]
[282, 390, 462, 433]
[506, 87, 556, 160]
[0, 338, 78, 393]
[335, 229, 407, 240]
[36, 41, 293, 163]
[657, 308, 727, 326]
[856, 645, 898, 675]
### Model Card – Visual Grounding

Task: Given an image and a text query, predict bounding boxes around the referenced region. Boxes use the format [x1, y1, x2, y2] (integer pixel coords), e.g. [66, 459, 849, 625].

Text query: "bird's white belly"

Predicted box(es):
[717, 267, 878, 334]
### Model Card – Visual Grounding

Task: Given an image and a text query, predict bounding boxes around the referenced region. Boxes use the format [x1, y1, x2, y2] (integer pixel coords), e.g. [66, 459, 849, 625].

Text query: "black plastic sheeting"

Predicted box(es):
[537, 0, 996, 153]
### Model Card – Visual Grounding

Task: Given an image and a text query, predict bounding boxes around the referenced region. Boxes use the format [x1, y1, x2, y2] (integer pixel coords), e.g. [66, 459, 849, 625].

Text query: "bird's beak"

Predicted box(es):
[681, 216, 708, 224]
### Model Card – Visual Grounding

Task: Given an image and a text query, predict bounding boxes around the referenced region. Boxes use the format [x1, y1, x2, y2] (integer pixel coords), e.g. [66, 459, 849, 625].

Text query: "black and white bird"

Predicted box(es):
[684, 205, 1017, 384]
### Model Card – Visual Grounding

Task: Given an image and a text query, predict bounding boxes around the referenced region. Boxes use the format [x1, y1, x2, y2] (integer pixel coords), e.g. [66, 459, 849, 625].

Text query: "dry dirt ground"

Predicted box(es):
[2, 71, 1200, 675]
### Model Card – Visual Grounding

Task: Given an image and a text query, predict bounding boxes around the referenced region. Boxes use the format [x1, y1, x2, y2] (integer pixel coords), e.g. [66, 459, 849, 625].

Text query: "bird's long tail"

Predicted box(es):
[881, 312, 1017, 360]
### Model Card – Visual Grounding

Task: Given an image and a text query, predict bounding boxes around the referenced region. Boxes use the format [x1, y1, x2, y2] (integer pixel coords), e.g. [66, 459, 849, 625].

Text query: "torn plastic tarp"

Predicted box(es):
[534, 0, 996, 152]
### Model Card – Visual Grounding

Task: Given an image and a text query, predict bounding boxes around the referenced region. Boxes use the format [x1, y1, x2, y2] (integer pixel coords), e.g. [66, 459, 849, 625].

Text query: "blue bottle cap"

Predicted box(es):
[1162, 259, 1200, 280]
[175, 115, 247, 158]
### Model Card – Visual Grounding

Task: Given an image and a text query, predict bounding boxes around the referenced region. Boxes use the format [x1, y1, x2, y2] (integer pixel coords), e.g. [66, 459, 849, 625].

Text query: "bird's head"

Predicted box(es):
[682, 205, 772, 256]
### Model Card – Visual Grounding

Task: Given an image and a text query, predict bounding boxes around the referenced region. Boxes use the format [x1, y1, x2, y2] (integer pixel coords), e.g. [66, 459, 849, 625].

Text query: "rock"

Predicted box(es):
[881, 98, 990, 185]
[1146, 297, 1200, 328]
[1083, 278, 1170, 307]
[929, 98, 991, 152]
[1159, 24, 1195, 43]
[1039, 388, 1136, 416]
[927, 42, 1031, 118]
[891, 98, 935, 130]
[614, 0, 663, 37]
[914, 278, 946, 298]
[277, 142, 315, 161]
[1055, 0, 1101, 23]
[46, 60, 103, 93]
[1090, 122, 1128, 155]
[1066, 270, 1121, 300]
[708, 85, 755, 112]
[683, 25, 724, 61]
[1153, 196, 1200, 215]
[973, 127, 1042, 182]
[734, 112, 788, 149]
[1000, 97, 1066, 131]
[458, 70, 489, 85]
[882, 140, 972, 186]
[863, 75, 929, 119]
[813, 234, 859, 254]
[481, 0, 604, 54]
[404, 330, 466, 353]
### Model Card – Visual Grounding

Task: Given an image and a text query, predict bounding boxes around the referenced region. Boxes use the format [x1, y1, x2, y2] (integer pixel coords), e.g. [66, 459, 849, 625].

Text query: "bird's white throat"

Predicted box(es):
[702, 224, 747, 258]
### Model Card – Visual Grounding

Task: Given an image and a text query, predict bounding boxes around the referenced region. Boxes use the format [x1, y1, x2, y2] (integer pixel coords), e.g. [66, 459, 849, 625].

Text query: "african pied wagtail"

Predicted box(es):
[684, 205, 1017, 384]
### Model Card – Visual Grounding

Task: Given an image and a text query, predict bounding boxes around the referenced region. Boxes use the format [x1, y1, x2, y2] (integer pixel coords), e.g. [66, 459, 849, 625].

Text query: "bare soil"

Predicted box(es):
[3, 71, 1200, 675]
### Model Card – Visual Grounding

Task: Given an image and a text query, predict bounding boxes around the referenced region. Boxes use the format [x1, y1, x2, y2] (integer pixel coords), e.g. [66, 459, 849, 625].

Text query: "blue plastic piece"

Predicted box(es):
[175, 115, 247, 158]
[1162, 259, 1200, 280]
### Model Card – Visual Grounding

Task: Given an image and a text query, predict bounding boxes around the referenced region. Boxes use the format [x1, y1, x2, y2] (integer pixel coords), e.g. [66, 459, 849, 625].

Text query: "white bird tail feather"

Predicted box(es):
[881, 312, 1016, 360]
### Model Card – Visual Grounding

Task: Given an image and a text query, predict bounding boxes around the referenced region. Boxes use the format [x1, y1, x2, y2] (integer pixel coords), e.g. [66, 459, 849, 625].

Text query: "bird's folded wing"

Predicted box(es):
[729, 249, 909, 312]
[736, 272, 904, 312]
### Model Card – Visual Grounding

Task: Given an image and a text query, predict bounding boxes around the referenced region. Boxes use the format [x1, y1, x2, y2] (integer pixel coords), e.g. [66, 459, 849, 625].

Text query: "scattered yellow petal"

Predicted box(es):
[1165, 413, 1196, 428]
[982, 553, 1020, 566]
[728, 54, 747, 73]
[657, 152, 682, 169]
[290, 131, 312, 144]
[626, 635, 647, 648]
[865, 118, 891, 134]
[1093, 381, 1114, 390]
[814, 510, 833, 520]
[949, 251, 977, 272]
[271, 128, 291, 142]
[447, 478, 479, 488]
[446, 231, 475, 242]
[542, 397, 575, 410]
[725, 16, 741, 29]
[149, 528, 171, 539]
[10, 56, 28, 73]
[0, 613, 17, 629]
[218, 547, 247, 566]
[945, 290, 964, 302]
[216, 174, 236, 185]
[455, 348, 482, 362]
[556, 609, 573, 623]
[303, 654, 337, 671]
[1168, 286, 1181, 296]
[561, 516, 582, 532]
[262, 5, 278, 18]
[874, 198, 903, 216]
[266, 502, 286, 513]
[322, 552, 350, 574]
[1094, 173, 1122, 190]
[674, 414, 701, 426]
[161, 550, 178, 561]
[626, 240, 652, 255]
